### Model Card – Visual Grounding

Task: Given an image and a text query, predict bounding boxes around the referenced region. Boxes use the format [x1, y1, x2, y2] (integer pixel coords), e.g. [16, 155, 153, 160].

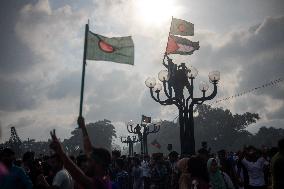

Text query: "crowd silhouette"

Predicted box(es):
[0, 116, 283, 189]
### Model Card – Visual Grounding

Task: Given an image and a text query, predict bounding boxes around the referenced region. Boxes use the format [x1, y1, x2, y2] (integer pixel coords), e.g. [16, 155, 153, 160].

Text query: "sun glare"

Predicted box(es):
[134, 0, 179, 26]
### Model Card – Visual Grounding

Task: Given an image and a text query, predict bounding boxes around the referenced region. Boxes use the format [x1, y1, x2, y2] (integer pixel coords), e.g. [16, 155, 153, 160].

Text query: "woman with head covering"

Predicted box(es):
[207, 158, 234, 189]
[188, 156, 210, 189]
[177, 158, 191, 189]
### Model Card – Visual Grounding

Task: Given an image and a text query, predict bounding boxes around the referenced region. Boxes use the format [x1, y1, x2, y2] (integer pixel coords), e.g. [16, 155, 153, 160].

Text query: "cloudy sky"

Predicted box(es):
[0, 0, 283, 145]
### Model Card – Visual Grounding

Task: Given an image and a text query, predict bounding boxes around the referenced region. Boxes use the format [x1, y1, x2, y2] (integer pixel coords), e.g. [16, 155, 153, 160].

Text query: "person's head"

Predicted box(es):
[188, 156, 209, 181]
[168, 151, 179, 163]
[22, 151, 35, 166]
[202, 141, 208, 149]
[86, 147, 111, 177]
[48, 154, 63, 173]
[207, 158, 219, 173]
[198, 148, 210, 162]
[132, 157, 140, 167]
[217, 149, 226, 160]
[144, 155, 150, 162]
[152, 153, 163, 165]
[246, 146, 258, 161]
[177, 158, 190, 173]
[278, 138, 284, 153]
[115, 158, 125, 171]
[112, 150, 121, 160]
[0, 148, 15, 168]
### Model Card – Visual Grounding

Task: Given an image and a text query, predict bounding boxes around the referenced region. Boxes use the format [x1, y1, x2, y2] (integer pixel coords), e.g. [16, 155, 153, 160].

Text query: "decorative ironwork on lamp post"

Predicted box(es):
[145, 54, 220, 155]
[126, 116, 161, 155]
[121, 136, 139, 156]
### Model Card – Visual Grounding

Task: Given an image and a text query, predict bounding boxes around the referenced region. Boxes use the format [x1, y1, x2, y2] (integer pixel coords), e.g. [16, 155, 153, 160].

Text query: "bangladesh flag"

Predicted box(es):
[170, 17, 194, 36]
[86, 31, 134, 65]
[166, 35, 200, 55]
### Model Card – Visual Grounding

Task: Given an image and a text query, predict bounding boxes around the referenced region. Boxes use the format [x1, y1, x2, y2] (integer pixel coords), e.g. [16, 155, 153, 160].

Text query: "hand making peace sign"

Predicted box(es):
[49, 129, 64, 154]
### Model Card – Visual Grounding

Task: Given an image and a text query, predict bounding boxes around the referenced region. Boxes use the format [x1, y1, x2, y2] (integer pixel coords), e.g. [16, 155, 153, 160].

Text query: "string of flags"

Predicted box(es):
[208, 77, 284, 106]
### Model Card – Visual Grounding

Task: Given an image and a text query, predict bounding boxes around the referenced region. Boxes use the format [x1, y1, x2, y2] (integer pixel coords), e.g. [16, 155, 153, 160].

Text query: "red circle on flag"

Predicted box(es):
[178, 24, 186, 32]
[98, 40, 114, 53]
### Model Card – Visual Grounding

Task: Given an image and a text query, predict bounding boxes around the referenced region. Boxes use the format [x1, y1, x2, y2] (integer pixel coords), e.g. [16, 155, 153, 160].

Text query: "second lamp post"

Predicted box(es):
[127, 116, 161, 155]
[121, 136, 139, 156]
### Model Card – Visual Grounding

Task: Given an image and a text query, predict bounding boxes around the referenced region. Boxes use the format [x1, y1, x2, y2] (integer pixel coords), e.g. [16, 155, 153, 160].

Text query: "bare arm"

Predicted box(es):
[77, 116, 93, 157]
[49, 129, 93, 189]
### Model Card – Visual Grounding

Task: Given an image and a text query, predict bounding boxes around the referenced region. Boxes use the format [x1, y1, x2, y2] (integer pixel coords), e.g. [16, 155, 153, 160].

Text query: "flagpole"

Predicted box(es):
[79, 22, 89, 117]
[165, 16, 174, 56]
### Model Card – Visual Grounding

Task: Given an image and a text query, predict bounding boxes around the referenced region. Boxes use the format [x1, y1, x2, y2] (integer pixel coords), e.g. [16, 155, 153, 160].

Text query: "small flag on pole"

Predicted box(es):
[151, 139, 161, 149]
[170, 17, 194, 36]
[86, 31, 134, 65]
[166, 35, 199, 55]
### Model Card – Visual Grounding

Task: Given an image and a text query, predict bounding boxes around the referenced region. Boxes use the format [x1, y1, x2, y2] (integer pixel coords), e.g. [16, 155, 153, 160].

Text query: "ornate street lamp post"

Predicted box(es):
[127, 117, 161, 155]
[120, 136, 139, 156]
[145, 55, 220, 155]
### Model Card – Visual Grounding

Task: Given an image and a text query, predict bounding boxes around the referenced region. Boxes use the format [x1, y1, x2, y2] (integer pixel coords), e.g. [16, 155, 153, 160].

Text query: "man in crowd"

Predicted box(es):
[0, 148, 33, 189]
[241, 146, 269, 189]
[168, 151, 179, 189]
[271, 138, 284, 189]
[113, 158, 129, 189]
[37, 154, 74, 189]
[141, 155, 151, 189]
[48, 116, 112, 189]
[150, 153, 169, 189]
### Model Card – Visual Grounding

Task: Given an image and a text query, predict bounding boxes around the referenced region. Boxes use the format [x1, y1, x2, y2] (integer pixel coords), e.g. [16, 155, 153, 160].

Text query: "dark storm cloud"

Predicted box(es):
[47, 71, 81, 99]
[216, 16, 284, 62]
[211, 15, 284, 120]
[0, 76, 38, 111]
[0, 0, 37, 75]
[235, 16, 284, 97]
[189, 15, 284, 123]
[0, 1, 43, 111]
[198, 16, 284, 92]
[267, 105, 284, 120]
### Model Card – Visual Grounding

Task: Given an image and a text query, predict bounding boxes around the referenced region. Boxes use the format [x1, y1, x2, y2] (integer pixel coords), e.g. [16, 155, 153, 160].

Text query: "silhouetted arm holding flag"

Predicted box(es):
[49, 129, 93, 188]
[77, 116, 93, 157]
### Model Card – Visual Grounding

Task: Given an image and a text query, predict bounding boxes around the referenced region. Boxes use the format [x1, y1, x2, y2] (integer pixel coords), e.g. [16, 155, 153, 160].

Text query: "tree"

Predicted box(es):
[194, 104, 259, 151]
[134, 104, 262, 154]
[251, 127, 284, 147]
[63, 119, 116, 155]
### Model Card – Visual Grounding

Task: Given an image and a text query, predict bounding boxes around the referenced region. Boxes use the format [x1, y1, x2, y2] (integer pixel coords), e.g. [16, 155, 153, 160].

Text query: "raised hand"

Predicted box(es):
[77, 116, 92, 156]
[77, 116, 85, 128]
[49, 129, 64, 154]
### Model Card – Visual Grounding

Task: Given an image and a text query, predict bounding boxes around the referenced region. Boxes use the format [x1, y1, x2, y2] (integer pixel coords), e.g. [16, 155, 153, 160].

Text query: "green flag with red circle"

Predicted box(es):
[170, 17, 194, 36]
[86, 31, 134, 65]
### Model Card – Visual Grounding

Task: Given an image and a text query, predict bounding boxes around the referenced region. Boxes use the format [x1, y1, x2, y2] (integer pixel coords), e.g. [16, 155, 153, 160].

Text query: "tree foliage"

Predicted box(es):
[63, 119, 116, 155]
[194, 104, 259, 151]
[133, 105, 281, 155]
[0, 119, 117, 157]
